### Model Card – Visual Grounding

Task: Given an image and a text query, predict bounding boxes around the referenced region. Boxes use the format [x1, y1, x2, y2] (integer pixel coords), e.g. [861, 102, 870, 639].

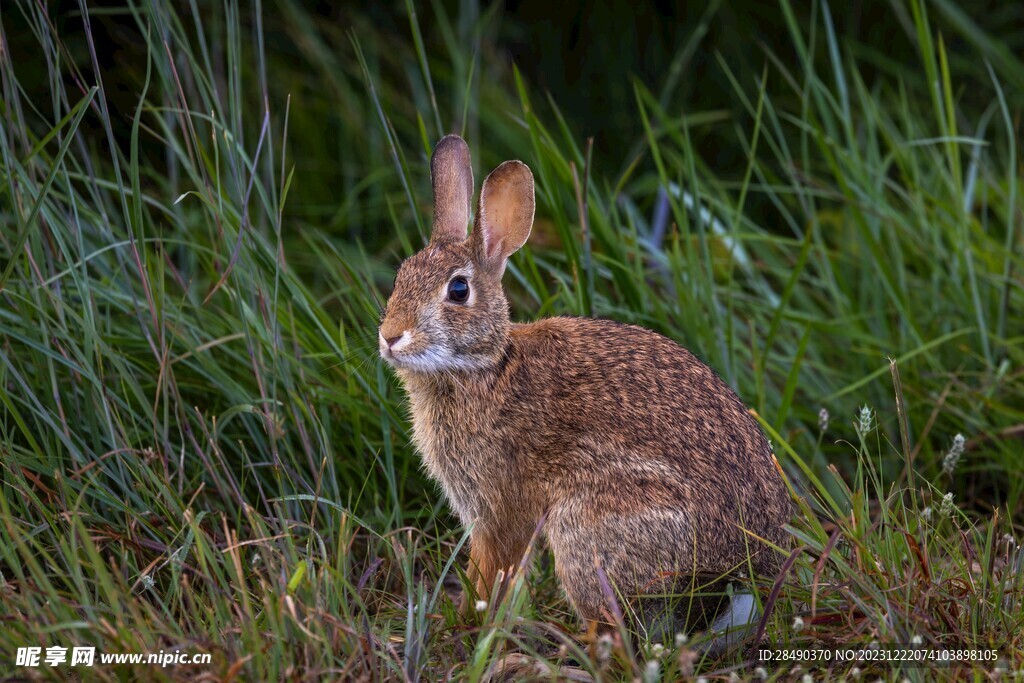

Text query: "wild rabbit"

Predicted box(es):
[378, 134, 793, 642]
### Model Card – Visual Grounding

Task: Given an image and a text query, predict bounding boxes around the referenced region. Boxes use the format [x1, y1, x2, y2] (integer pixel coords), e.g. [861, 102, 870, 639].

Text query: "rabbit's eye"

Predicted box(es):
[447, 277, 470, 303]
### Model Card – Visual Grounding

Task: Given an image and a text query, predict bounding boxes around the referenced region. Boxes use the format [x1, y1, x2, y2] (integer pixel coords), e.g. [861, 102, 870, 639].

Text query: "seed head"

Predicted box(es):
[643, 659, 660, 683]
[939, 492, 956, 518]
[596, 633, 614, 664]
[942, 433, 965, 474]
[857, 405, 874, 434]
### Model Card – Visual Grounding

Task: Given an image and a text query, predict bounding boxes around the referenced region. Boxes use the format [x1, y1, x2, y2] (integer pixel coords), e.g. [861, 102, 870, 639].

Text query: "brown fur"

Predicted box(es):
[379, 135, 793, 636]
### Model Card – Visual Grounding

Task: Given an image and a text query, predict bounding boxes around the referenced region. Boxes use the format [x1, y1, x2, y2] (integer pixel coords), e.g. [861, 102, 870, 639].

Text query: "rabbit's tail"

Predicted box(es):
[695, 590, 760, 656]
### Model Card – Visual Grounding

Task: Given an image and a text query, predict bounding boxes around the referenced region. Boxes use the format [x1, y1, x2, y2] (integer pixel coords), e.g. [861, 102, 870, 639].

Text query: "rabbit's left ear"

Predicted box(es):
[473, 160, 534, 275]
[430, 135, 474, 243]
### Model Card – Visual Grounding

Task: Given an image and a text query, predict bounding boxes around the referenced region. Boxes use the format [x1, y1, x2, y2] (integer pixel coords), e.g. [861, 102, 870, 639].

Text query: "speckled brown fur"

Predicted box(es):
[379, 135, 794, 636]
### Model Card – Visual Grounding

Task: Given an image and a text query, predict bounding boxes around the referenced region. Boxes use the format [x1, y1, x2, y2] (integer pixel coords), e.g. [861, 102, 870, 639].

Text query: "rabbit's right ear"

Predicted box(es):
[430, 135, 474, 243]
[473, 160, 534, 276]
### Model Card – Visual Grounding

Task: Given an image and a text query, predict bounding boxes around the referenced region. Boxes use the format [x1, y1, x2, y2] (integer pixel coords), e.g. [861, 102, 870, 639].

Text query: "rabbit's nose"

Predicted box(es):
[379, 327, 411, 353]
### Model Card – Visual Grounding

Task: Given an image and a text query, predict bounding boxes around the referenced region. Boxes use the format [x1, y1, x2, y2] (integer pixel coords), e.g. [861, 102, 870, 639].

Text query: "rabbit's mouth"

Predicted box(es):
[379, 330, 439, 371]
[379, 331, 486, 374]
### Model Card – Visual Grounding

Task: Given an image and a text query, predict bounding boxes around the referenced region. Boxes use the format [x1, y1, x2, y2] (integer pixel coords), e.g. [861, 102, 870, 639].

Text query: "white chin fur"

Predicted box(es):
[386, 346, 487, 373]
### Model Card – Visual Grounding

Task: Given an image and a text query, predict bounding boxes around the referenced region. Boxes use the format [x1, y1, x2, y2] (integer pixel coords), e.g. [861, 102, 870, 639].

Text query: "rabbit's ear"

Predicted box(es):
[430, 135, 474, 243]
[474, 160, 534, 274]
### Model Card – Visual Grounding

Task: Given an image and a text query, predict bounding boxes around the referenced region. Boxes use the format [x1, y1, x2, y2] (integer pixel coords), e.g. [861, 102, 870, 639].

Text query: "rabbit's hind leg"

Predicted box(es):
[463, 527, 533, 614]
[545, 501, 713, 640]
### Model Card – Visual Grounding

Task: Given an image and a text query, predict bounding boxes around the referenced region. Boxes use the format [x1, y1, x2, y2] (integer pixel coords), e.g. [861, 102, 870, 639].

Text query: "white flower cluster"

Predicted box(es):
[939, 492, 956, 517]
[942, 433, 965, 474]
[857, 405, 874, 434]
[643, 659, 660, 683]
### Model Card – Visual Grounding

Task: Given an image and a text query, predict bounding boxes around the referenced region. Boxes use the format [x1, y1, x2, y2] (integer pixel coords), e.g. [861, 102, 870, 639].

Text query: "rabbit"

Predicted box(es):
[378, 134, 794, 643]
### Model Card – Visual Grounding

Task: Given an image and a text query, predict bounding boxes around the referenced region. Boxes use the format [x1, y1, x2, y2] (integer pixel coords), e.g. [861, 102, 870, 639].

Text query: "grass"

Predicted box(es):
[0, 0, 1022, 680]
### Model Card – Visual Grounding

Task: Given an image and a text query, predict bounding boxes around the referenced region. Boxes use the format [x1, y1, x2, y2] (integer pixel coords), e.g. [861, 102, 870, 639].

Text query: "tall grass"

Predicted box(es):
[0, 0, 1021, 680]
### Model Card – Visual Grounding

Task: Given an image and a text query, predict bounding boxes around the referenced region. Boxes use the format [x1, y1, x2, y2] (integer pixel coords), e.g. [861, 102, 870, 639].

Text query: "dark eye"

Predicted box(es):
[447, 277, 470, 303]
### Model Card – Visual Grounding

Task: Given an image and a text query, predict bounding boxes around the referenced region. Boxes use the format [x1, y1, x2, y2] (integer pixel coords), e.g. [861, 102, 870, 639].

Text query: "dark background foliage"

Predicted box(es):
[7, 1, 1023, 225]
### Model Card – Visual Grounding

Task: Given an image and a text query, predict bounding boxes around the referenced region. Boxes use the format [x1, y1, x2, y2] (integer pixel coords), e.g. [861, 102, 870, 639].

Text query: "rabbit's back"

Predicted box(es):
[504, 317, 792, 567]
